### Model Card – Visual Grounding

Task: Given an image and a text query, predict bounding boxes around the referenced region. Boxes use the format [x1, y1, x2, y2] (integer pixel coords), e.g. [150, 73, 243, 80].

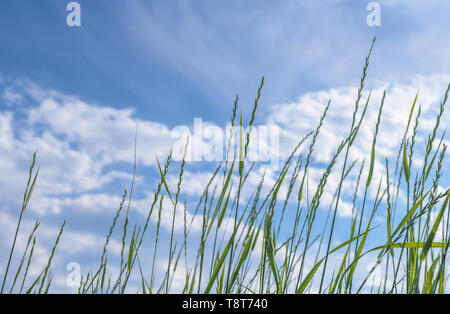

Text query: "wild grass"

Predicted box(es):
[2, 37, 450, 294]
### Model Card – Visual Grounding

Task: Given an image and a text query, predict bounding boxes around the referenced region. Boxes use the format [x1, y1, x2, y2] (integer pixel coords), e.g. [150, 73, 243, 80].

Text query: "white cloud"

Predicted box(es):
[2, 88, 23, 106]
[267, 74, 450, 214]
[0, 72, 449, 292]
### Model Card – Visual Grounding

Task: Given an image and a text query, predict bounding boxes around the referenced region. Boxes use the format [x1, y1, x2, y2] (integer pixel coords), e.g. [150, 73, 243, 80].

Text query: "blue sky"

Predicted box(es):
[0, 0, 449, 292]
[2, 0, 449, 124]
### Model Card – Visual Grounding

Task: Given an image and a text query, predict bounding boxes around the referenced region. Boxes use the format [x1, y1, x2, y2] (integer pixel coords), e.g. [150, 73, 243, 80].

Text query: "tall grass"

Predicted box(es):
[2, 37, 450, 294]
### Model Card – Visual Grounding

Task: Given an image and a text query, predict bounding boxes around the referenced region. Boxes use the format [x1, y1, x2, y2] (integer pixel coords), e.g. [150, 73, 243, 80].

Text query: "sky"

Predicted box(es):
[0, 0, 449, 292]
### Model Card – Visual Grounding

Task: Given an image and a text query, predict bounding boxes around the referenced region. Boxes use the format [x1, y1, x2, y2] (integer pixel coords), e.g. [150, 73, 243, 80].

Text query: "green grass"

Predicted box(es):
[2, 37, 450, 294]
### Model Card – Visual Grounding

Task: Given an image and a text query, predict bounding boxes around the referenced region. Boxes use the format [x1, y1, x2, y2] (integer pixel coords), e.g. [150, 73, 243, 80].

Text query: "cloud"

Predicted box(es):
[267, 73, 450, 214]
[26, 87, 175, 167]
[0, 72, 449, 292]
[2, 73, 449, 218]
[2, 88, 23, 106]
